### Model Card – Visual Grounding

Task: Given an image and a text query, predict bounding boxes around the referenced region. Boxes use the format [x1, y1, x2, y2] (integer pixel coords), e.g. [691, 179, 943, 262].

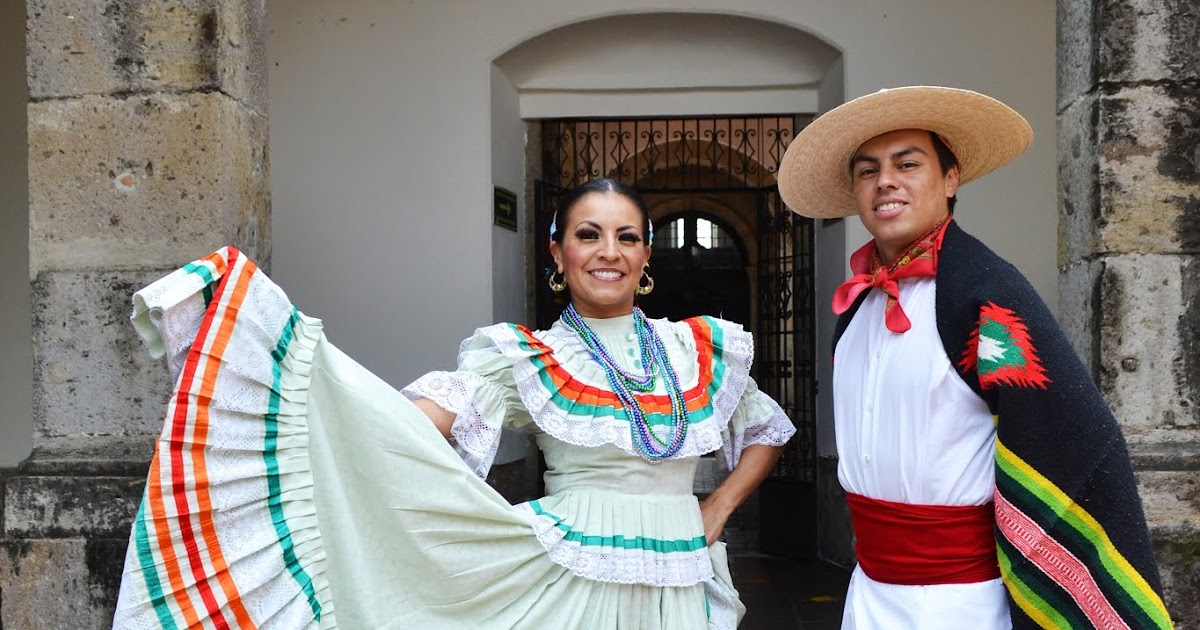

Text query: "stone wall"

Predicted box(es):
[1058, 0, 1200, 624]
[0, 0, 269, 626]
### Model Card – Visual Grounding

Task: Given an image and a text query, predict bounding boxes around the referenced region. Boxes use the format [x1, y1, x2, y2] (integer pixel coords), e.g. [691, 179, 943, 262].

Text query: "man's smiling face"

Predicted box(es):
[850, 129, 960, 263]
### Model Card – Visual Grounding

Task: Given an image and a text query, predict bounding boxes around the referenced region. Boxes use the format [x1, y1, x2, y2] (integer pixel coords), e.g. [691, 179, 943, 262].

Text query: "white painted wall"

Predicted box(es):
[491, 66, 525, 326]
[815, 57, 847, 458]
[498, 12, 833, 118]
[498, 13, 838, 90]
[490, 65, 532, 465]
[0, 0, 31, 467]
[269, 1, 1057, 398]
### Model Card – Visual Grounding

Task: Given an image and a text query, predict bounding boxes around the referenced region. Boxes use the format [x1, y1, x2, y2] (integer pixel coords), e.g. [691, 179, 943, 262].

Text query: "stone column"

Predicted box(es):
[1058, 0, 1200, 624]
[0, 1, 269, 626]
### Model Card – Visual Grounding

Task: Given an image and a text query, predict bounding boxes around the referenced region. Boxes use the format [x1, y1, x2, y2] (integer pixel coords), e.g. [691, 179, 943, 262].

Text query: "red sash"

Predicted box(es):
[846, 492, 1000, 585]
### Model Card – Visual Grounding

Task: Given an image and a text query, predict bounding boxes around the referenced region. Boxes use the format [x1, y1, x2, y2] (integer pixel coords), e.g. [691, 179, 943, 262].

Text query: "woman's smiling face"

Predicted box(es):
[550, 191, 651, 319]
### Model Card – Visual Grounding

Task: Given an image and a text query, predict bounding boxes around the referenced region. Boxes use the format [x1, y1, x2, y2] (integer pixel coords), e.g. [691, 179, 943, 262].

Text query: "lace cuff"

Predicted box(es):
[720, 392, 795, 470]
[402, 371, 502, 479]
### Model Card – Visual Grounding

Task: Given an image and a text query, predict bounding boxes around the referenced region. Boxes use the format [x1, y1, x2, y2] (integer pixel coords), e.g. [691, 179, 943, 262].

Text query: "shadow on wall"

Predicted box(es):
[0, 0, 31, 469]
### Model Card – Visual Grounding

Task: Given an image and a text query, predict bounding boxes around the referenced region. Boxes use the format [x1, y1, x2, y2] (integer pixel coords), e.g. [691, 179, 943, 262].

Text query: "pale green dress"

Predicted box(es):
[112, 248, 796, 630]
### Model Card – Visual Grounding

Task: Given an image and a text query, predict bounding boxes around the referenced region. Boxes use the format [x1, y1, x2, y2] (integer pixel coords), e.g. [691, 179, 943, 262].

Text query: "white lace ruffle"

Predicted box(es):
[515, 503, 715, 588]
[704, 577, 740, 630]
[131, 252, 227, 379]
[402, 371, 500, 480]
[720, 396, 797, 470]
[478, 318, 755, 462]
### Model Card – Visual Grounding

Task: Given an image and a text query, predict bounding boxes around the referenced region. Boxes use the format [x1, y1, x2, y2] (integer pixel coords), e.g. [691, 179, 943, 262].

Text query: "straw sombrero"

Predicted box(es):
[778, 86, 1033, 218]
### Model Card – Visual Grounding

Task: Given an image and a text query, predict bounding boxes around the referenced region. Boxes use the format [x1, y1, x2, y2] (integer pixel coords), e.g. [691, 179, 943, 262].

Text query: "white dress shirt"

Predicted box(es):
[834, 277, 1011, 629]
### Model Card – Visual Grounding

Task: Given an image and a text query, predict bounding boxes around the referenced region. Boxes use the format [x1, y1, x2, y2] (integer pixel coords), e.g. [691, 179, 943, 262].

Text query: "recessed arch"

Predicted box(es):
[494, 12, 843, 118]
[612, 138, 784, 190]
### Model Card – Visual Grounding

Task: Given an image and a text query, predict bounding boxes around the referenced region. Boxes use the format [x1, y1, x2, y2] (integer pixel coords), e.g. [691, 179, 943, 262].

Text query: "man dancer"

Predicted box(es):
[778, 86, 1171, 629]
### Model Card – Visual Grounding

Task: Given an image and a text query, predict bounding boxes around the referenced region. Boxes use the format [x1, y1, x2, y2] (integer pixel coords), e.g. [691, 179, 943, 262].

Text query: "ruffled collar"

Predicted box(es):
[477, 316, 754, 460]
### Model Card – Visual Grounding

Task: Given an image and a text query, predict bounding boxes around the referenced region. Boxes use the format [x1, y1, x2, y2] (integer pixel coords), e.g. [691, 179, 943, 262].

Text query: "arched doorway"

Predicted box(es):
[639, 211, 751, 327]
[496, 13, 851, 573]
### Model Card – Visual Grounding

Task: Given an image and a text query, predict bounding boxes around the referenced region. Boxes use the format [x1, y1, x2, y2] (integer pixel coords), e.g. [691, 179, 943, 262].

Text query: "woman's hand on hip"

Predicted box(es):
[699, 494, 734, 546]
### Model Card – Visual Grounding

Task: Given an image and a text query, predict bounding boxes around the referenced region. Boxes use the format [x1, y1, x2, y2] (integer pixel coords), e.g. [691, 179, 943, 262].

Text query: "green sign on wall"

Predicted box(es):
[494, 187, 518, 231]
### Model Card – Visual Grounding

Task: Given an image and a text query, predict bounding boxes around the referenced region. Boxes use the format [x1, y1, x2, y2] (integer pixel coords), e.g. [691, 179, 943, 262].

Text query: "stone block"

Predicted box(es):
[1057, 0, 1097, 111]
[1058, 93, 1100, 266]
[1059, 259, 1102, 378]
[27, 0, 219, 99]
[1153, 527, 1200, 628]
[1182, 256, 1200, 427]
[1131, 441, 1200, 473]
[17, 435, 155, 476]
[27, 0, 268, 110]
[1096, 0, 1200, 84]
[28, 91, 269, 274]
[3, 475, 143, 539]
[1137, 468, 1200, 531]
[1097, 255, 1198, 434]
[1097, 84, 1200, 255]
[0, 538, 127, 629]
[215, 0, 268, 114]
[32, 269, 175, 439]
[1135, 466, 1200, 626]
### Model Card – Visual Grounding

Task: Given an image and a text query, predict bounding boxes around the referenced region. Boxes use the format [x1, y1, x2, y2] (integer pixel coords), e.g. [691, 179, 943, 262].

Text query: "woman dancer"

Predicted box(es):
[114, 178, 795, 629]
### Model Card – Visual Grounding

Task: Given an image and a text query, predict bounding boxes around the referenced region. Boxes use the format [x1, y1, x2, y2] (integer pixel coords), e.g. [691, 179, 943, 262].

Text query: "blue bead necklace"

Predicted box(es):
[560, 304, 689, 460]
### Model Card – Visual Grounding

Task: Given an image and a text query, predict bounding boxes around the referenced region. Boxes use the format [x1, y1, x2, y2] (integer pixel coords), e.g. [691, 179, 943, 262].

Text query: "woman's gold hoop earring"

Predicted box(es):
[548, 271, 567, 293]
[636, 266, 655, 296]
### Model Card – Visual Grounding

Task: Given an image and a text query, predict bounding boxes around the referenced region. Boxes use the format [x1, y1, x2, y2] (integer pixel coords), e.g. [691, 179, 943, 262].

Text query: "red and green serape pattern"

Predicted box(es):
[960, 302, 1050, 390]
[995, 441, 1171, 629]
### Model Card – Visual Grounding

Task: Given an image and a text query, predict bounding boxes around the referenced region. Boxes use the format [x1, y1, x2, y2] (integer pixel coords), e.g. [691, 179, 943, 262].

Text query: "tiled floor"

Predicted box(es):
[730, 554, 852, 629]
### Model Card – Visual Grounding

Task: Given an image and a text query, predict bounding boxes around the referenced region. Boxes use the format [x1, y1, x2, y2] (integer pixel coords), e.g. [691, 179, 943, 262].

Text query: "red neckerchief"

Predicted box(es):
[832, 217, 952, 333]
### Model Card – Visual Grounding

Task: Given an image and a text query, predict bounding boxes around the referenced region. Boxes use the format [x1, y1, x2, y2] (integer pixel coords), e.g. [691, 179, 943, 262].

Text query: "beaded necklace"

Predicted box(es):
[560, 304, 690, 461]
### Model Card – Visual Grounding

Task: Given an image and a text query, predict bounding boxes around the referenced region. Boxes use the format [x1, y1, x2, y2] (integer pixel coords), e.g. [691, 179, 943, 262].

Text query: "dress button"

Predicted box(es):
[864, 455, 871, 464]
[626, 348, 636, 357]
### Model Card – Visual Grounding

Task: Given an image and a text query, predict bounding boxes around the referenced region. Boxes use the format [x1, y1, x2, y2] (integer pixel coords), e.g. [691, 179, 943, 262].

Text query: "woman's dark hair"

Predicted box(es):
[550, 178, 651, 244]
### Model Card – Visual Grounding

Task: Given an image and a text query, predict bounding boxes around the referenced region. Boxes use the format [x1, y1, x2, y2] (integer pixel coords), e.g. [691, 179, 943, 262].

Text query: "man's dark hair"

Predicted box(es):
[930, 132, 959, 213]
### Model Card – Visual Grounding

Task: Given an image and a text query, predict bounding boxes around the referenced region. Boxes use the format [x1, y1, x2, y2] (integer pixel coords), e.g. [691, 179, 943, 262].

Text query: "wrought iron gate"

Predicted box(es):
[755, 186, 818, 559]
[755, 187, 816, 484]
[541, 117, 796, 191]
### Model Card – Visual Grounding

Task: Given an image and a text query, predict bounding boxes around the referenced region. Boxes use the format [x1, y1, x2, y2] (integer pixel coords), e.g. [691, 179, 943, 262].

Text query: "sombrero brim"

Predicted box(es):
[778, 86, 1033, 218]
